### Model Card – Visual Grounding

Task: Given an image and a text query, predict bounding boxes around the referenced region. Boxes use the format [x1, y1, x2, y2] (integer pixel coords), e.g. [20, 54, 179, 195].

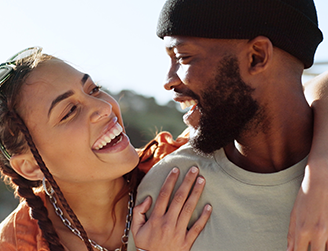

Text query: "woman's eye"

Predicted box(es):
[89, 85, 102, 95]
[61, 105, 77, 121]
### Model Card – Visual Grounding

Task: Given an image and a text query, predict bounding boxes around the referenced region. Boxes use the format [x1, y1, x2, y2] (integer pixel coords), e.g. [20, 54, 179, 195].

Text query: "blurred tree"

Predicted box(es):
[111, 89, 186, 148]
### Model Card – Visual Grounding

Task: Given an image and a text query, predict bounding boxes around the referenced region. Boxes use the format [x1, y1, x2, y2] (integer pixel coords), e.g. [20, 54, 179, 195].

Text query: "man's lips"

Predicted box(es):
[174, 98, 200, 128]
[172, 90, 199, 110]
[179, 99, 198, 110]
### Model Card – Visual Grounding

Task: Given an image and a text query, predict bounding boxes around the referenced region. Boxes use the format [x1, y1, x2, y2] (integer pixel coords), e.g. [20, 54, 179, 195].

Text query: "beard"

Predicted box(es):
[189, 56, 260, 154]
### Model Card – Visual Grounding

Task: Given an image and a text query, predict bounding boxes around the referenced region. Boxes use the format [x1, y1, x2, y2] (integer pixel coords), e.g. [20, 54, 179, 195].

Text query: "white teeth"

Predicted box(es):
[113, 128, 120, 136]
[180, 102, 187, 110]
[94, 122, 124, 150]
[180, 100, 197, 110]
[104, 136, 111, 142]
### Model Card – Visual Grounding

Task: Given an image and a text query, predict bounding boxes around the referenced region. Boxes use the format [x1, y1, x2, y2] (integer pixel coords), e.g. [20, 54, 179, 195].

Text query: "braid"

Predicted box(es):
[1, 159, 65, 250]
[9, 111, 93, 251]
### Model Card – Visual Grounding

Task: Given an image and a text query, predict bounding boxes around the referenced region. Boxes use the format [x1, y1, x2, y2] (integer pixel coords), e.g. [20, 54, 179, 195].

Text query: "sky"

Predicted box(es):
[2, 0, 328, 105]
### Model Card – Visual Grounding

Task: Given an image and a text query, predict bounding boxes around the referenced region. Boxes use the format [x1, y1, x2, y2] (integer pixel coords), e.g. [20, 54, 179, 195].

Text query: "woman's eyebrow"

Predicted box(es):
[81, 74, 89, 86]
[47, 74, 90, 117]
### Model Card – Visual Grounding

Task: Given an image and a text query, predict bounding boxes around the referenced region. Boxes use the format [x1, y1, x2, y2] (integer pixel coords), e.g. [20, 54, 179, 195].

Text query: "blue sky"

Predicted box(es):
[2, 0, 328, 104]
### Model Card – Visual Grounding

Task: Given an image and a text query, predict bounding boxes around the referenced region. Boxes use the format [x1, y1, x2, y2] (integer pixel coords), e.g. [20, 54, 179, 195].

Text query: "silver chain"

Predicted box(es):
[43, 178, 134, 251]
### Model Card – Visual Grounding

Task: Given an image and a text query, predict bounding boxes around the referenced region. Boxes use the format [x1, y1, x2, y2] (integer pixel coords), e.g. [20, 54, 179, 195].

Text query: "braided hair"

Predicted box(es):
[0, 52, 93, 250]
[0, 51, 146, 251]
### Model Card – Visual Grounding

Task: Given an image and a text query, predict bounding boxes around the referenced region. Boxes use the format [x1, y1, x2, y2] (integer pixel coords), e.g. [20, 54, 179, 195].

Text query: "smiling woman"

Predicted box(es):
[0, 47, 211, 251]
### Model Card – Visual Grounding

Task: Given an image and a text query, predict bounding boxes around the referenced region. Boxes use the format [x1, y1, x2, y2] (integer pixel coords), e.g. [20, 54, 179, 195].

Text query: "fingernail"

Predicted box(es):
[197, 176, 205, 184]
[206, 204, 212, 211]
[191, 166, 198, 173]
[172, 167, 178, 173]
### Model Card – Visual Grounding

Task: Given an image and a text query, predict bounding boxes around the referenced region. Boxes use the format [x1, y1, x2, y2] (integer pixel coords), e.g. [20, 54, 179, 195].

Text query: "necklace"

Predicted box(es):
[43, 178, 134, 251]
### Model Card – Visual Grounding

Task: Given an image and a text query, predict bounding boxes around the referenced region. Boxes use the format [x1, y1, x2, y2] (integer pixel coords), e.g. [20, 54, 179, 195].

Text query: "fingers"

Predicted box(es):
[132, 196, 153, 235]
[166, 166, 200, 220]
[186, 204, 212, 245]
[132, 166, 209, 251]
[150, 167, 180, 218]
[287, 209, 296, 251]
[176, 175, 206, 228]
[293, 235, 310, 251]
[310, 240, 327, 251]
[293, 229, 327, 251]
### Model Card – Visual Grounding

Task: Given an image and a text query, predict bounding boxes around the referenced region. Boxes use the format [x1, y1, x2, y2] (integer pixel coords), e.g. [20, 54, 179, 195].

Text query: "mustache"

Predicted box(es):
[173, 88, 201, 102]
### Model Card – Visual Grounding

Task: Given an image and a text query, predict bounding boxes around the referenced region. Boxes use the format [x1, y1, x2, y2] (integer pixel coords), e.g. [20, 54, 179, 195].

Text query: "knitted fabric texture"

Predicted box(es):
[156, 0, 323, 68]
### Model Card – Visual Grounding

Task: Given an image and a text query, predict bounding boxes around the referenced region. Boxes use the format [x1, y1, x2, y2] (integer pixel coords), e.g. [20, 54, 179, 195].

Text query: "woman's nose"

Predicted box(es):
[90, 100, 112, 123]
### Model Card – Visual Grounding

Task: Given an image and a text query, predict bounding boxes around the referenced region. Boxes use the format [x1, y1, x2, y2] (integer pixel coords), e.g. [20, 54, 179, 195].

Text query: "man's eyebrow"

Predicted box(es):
[47, 74, 90, 117]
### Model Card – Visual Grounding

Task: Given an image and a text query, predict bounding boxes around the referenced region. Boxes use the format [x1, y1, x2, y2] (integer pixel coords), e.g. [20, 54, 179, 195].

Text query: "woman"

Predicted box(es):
[0, 47, 211, 251]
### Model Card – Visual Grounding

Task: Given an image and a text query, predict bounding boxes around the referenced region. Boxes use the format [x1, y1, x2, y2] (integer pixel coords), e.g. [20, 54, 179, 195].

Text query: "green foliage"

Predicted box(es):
[110, 89, 186, 148]
[0, 180, 19, 221]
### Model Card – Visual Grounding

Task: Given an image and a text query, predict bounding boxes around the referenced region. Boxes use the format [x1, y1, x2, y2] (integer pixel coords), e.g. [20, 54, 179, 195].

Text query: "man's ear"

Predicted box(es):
[247, 36, 273, 74]
[10, 152, 43, 181]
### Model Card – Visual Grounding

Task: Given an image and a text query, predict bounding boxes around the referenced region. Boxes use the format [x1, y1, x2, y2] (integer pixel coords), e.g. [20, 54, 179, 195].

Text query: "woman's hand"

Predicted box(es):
[288, 71, 328, 250]
[287, 161, 328, 251]
[131, 166, 212, 251]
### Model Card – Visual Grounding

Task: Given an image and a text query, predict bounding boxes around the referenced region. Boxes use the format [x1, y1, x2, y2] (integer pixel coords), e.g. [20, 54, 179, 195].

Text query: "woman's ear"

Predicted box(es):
[247, 36, 273, 74]
[10, 152, 43, 181]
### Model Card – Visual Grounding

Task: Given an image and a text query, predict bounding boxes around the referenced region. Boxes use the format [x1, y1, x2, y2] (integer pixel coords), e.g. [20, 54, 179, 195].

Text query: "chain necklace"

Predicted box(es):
[43, 179, 134, 251]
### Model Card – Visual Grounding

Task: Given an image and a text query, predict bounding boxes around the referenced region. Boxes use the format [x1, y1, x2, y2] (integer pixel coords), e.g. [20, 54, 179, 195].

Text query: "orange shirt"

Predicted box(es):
[0, 131, 188, 250]
[0, 192, 50, 250]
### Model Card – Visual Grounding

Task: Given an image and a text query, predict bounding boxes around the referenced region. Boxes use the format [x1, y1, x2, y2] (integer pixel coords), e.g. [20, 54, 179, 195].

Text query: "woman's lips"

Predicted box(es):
[93, 120, 123, 150]
[93, 132, 131, 154]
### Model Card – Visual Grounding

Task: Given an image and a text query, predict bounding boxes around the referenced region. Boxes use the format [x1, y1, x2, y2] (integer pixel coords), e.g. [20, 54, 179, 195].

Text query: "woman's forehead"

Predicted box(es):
[26, 58, 82, 85]
[17, 59, 83, 119]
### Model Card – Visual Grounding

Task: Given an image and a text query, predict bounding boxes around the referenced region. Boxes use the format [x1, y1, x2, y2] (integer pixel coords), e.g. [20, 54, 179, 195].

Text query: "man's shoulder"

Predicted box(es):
[142, 143, 215, 184]
[136, 144, 222, 205]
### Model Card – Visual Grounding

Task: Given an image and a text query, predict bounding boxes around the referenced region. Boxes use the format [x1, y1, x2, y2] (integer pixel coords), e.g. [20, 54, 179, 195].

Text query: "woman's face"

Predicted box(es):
[17, 58, 139, 184]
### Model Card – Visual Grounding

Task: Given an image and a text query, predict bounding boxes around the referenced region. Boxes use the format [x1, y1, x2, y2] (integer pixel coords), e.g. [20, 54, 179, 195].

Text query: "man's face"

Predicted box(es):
[164, 36, 260, 154]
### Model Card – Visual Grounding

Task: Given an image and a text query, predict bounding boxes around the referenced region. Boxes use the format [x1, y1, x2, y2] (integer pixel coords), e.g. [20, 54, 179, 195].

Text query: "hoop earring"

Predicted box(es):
[42, 177, 54, 196]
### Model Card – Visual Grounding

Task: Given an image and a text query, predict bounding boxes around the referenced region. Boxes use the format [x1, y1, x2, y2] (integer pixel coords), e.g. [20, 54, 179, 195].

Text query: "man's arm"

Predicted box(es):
[288, 70, 328, 250]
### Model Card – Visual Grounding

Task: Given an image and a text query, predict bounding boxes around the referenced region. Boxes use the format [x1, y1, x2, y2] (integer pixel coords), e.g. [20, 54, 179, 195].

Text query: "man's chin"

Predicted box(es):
[188, 127, 218, 156]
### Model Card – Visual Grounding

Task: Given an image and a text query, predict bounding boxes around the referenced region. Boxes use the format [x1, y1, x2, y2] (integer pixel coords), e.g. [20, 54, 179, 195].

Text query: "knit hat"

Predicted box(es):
[156, 0, 323, 68]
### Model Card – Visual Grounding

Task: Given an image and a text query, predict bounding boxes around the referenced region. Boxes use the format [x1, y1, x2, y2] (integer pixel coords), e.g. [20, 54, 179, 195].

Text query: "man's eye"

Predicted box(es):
[175, 56, 190, 64]
[61, 105, 77, 121]
[89, 85, 102, 95]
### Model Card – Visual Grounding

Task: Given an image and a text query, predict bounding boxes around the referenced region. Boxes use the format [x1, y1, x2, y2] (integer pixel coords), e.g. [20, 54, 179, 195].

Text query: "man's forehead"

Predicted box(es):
[163, 36, 237, 53]
[164, 35, 214, 50]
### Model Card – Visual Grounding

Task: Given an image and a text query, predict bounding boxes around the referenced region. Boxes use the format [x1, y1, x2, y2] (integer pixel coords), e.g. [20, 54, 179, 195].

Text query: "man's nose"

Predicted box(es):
[163, 64, 181, 90]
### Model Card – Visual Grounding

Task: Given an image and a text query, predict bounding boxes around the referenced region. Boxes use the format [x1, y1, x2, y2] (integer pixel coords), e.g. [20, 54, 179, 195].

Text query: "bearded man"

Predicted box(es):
[129, 0, 325, 250]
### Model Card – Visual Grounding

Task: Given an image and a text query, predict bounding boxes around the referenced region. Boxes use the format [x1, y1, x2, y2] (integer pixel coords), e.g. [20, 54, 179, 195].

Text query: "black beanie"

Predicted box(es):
[156, 0, 323, 68]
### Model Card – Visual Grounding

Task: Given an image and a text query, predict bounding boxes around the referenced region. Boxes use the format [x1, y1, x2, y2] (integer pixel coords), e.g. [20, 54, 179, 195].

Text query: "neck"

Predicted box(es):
[47, 177, 130, 249]
[224, 85, 313, 173]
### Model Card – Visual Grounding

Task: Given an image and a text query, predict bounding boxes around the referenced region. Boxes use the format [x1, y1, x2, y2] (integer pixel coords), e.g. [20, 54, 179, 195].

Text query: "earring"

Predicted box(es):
[42, 177, 54, 197]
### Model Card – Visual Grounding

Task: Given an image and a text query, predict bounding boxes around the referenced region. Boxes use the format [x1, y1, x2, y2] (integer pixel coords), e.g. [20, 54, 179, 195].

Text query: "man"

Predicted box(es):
[129, 0, 324, 250]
